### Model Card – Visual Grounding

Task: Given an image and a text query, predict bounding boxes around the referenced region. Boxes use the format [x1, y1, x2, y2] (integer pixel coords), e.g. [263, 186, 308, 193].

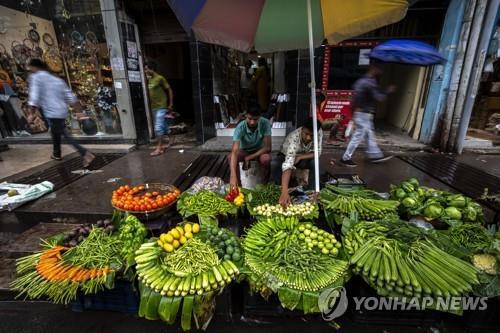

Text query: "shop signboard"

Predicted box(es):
[319, 90, 352, 125]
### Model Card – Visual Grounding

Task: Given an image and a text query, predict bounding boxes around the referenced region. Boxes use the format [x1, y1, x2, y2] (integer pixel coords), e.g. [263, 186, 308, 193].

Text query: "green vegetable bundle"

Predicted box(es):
[176, 190, 237, 220]
[351, 237, 479, 300]
[242, 216, 349, 313]
[243, 184, 282, 208]
[135, 236, 239, 331]
[116, 214, 148, 266]
[448, 224, 493, 253]
[320, 185, 399, 221]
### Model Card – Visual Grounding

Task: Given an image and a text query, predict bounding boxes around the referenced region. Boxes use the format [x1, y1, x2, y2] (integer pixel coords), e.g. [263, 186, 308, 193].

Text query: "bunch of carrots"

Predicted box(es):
[36, 246, 112, 283]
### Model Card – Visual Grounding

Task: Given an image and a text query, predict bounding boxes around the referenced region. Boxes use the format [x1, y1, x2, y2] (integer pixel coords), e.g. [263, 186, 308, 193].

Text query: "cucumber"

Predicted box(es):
[207, 271, 216, 286]
[189, 275, 197, 294]
[169, 277, 182, 292]
[182, 275, 192, 293]
[216, 264, 231, 283]
[162, 275, 176, 292]
[202, 273, 209, 289]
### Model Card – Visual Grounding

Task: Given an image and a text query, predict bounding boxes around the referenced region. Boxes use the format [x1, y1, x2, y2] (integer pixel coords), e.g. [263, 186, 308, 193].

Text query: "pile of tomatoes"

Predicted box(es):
[111, 185, 181, 212]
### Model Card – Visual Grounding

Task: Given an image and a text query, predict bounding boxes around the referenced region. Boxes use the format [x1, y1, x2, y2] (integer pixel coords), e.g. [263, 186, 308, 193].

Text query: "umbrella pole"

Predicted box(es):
[306, 0, 320, 193]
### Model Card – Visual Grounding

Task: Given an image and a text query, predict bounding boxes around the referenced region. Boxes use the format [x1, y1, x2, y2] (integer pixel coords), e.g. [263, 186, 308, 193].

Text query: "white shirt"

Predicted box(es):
[280, 127, 323, 172]
[28, 70, 77, 119]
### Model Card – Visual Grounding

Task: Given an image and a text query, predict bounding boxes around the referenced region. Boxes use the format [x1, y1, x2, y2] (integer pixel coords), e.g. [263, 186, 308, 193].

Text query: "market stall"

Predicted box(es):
[8, 173, 499, 331]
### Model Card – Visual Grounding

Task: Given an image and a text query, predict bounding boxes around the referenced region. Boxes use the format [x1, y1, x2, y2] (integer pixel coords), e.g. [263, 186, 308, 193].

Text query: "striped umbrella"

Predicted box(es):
[167, 0, 409, 191]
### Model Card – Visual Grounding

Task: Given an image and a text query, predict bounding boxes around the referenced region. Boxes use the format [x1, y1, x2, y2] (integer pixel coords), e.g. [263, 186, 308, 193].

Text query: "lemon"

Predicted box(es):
[163, 243, 174, 253]
[179, 236, 187, 244]
[170, 229, 180, 239]
[172, 239, 180, 249]
[164, 234, 174, 243]
[175, 226, 185, 236]
[185, 231, 193, 239]
[157, 240, 164, 247]
[192, 223, 200, 233]
[184, 223, 192, 233]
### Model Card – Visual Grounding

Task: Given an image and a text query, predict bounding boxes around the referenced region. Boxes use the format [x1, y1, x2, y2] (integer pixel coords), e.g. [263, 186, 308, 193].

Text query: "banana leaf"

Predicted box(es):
[167, 297, 182, 325]
[181, 296, 194, 331]
[138, 286, 152, 318]
[158, 296, 173, 322]
[277, 287, 302, 310]
[145, 290, 162, 320]
[300, 291, 320, 313]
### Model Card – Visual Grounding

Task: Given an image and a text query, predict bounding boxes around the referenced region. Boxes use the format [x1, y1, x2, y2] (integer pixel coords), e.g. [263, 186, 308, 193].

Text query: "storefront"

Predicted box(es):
[0, 0, 148, 143]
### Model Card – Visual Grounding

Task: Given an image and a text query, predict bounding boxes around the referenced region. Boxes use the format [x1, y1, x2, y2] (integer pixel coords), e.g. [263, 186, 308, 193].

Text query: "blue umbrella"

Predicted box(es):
[370, 39, 446, 66]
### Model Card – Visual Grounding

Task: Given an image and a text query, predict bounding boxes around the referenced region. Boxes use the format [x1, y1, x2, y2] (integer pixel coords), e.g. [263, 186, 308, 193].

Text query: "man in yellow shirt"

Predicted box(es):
[145, 61, 174, 156]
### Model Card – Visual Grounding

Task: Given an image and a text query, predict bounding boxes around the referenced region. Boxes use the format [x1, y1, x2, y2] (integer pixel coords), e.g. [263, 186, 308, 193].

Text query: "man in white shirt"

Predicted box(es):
[278, 118, 323, 207]
[27, 59, 95, 167]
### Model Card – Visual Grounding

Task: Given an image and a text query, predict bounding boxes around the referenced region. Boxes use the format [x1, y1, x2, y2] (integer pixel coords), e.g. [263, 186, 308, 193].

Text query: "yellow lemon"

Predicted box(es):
[163, 243, 174, 253]
[170, 229, 180, 239]
[164, 234, 174, 243]
[172, 239, 180, 249]
[192, 223, 200, 233]
[175, 226, 185, 236]
[184, 223, 192, 233]
[179, 236, 187, 244]
[157, 240, 164, 247]
[185, 231, 193, 239]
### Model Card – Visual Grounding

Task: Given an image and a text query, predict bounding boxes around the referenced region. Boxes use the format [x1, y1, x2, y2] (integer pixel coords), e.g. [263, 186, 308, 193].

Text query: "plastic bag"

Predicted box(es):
[189, 177, 226, 194]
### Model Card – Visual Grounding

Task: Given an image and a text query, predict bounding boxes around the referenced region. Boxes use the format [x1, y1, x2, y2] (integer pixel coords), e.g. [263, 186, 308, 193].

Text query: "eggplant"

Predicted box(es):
[96, 220, 103, 227]
[69, 240, 77, 247]
[103, 219, 111, 226]
[77, 236, 85, 242]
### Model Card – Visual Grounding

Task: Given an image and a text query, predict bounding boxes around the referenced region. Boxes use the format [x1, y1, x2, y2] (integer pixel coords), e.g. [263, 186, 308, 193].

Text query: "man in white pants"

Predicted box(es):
[340, 63, 395, 167]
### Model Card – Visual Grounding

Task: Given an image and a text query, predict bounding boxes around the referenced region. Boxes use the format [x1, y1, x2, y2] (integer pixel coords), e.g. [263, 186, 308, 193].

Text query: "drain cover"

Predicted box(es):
[12, 153, 125, 190]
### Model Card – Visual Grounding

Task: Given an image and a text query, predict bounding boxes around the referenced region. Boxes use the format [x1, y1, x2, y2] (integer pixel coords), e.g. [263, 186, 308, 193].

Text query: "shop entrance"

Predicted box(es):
[124, 0, 196, 146]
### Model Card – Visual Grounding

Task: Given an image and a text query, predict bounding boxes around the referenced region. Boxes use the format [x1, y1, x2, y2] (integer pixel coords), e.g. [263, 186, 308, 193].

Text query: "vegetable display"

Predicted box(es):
[344, 220, 480, 311]
[61, 219, 114, 247]
[390, 178, 484, 224]
[135, 224, 240, 331]
[225, 187, 245, 207]
[112, 184, 181, 212]
[242, 216, 349, 313]
[448, 224, 493, 253]
[251, 202, 319, 219]
[177, 190, 237, 220]
[11, 213, 147, 304]
[198, 224, 243, 264]
[244, 184, 282, 209]
[157, 222, 200, 253]
[321, 185, 399, 221]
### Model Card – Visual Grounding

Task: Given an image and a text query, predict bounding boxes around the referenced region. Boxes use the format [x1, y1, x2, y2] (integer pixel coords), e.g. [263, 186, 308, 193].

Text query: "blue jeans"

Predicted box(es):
[153, 108, 171, 136]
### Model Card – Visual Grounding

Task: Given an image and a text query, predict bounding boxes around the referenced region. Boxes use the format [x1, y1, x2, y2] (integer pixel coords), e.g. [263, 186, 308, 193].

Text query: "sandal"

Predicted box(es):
[150, 149, 164, 156]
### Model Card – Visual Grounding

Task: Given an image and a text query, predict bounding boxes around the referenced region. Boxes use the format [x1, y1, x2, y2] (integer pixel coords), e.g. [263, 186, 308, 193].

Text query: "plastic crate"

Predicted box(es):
[71, 280, 138, 314]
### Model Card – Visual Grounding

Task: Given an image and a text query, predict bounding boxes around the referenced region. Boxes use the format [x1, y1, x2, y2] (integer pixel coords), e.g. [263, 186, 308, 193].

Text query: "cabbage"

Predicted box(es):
[402, 197, 418, 208]
[463, 205, 478, 222]
[447, 194, 466, 208]
[423, 203, 444, 220]
[395, 188, 407, 199]
[444, 206, 462, 220]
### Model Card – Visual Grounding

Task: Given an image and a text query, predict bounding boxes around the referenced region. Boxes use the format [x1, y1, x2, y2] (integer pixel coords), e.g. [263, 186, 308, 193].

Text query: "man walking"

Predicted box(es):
[27, 59, 95, 167]
[145, 61, 174, 156]
[340, 63, 395, 167]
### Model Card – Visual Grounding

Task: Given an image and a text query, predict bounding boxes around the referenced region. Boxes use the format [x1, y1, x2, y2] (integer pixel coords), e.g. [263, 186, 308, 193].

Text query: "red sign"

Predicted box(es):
[320, 90, 353, 125]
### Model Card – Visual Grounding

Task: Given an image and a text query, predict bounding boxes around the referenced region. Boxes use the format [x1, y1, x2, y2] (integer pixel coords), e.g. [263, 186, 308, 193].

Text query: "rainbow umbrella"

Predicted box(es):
[167, 0, 409, 191]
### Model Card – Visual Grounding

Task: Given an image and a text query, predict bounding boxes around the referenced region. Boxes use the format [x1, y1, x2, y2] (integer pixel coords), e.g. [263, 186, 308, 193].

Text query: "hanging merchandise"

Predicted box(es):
[11, 41, 31, 69]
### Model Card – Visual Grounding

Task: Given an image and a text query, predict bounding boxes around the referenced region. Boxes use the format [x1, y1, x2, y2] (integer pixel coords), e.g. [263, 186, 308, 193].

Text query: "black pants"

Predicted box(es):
[273, 154, 316, 190]
[47, 118, 86, 158]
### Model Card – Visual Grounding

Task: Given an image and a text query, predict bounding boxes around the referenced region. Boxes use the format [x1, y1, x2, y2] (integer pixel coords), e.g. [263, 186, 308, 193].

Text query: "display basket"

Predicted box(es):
[111, 183, 178, 220]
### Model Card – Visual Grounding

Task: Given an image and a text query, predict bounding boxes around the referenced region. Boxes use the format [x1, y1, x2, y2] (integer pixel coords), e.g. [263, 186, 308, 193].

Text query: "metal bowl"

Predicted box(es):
[111, 183, 179, 220]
